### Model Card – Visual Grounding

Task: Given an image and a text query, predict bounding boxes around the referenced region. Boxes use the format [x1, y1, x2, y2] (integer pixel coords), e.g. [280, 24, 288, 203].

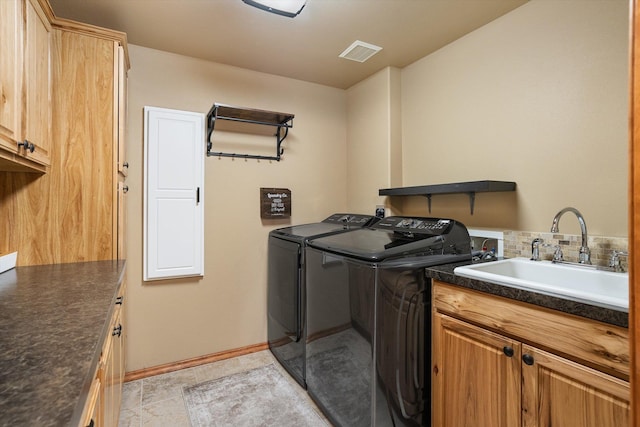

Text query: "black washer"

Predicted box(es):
[304, 216, 471, 427]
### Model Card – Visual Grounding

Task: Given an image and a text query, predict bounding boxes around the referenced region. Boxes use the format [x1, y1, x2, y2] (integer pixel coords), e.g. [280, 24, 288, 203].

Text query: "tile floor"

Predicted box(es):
[117, 350, 331, 426]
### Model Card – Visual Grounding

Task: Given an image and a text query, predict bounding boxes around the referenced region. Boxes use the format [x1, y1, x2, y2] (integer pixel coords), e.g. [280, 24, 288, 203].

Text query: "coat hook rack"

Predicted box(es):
[206, 103, 294, 161]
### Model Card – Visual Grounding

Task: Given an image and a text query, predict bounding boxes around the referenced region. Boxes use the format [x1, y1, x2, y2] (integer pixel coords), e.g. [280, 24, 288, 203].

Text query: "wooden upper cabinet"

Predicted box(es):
[0, 0, 50, 173]
[0, 0, 22, 154]
[0, 9, 129, 265]
[116, 179, 127, 260]
[116, 45, 128, 177]
[22, 0, 52, 166]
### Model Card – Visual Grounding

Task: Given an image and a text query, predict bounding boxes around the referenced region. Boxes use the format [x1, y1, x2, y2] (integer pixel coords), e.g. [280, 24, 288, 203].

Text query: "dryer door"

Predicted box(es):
[268, 237, 302, 342]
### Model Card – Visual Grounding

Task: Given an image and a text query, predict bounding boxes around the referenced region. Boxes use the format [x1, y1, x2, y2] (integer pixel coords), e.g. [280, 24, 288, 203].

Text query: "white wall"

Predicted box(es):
[399, 0, 629, 236]
[125, 45, 348, 370]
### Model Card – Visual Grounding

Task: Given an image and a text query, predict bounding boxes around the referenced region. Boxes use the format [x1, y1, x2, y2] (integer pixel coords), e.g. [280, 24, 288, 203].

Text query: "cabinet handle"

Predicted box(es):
[123, 185, 129, 193]
[503, 346, 514, 357]
[123, 162, 129, 169]
[17, 140, 35, 153]
[115, 296, 124, 305]
[113, 324, 122, 337]
[522, 354, 534, 366]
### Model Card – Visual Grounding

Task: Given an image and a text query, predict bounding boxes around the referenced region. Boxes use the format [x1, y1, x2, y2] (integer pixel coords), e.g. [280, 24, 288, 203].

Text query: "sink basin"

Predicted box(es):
[453, 257, 628, 312]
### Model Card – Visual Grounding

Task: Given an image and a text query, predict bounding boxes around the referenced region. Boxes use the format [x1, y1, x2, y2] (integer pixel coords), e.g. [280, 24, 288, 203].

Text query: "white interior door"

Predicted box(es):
[144, 106, 204, 280]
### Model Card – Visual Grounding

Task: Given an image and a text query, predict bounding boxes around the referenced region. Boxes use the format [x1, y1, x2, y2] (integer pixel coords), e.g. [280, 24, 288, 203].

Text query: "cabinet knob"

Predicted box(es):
[115, 296, 124, 305]
[113, 324, 122, 337]
[503, 346, 514, 357]
[17, 140, 35, 153]
[123, 162, 129, 169]
[123, 185, 129, 193]
[522, 354, 534, 366]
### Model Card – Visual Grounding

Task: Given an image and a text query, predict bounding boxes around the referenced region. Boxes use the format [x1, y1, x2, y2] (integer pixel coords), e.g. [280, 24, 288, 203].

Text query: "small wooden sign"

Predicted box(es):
[260, 188, 291, 219]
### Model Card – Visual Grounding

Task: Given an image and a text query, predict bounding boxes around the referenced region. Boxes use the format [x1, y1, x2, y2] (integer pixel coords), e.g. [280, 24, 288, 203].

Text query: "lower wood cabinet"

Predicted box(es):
[79, 280, 125, 427]
[81, 380, 101, 427]
[432, 280, 630, 427]
[521, 344, 629, 427]
[433, 314, 521, 427]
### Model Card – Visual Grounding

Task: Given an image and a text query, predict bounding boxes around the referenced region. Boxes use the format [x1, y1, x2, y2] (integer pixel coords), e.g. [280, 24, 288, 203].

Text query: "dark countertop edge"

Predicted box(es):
[68, 262, 126, 427]
[425, 261, 628, 329]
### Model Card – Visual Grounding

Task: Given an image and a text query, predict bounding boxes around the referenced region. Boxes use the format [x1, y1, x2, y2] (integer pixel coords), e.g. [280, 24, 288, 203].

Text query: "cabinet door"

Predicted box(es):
[117, 179, 127, 260]
[23, 0, 51, 165]
[116, 45, 128, 177]
[111, 281, 126, 423]
[80, 379, 101, 427]
[432, 313, 521, 427]
[0, 0, 22, 152]
[110, 308, 124, 425]
[101, 319, 115, 427]
[521, 345, 630, 427]
[144, 107, 204, 280]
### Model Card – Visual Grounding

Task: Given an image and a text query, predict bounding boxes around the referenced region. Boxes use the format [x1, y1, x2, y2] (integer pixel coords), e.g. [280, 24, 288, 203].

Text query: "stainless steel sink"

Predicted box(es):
[453, 257, 628, 312]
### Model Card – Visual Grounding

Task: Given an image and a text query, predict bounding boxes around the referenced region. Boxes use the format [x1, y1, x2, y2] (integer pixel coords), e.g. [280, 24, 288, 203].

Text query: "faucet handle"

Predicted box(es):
[552, 245, 564, 263]
[530, 238, 543, 261]
[608, 250, 628, 272]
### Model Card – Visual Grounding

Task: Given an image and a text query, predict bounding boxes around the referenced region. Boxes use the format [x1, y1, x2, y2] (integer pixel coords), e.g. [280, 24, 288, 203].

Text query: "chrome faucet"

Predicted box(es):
[550, 207, 591, 264]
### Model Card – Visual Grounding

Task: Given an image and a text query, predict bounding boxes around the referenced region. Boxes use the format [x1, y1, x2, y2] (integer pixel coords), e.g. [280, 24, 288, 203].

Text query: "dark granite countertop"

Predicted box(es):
[0, 261, 126, 427]
[426, 260, 628, 328]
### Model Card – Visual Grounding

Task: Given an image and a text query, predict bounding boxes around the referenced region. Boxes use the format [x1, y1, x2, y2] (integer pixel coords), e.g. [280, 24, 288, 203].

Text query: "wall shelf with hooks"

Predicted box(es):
[379, 180, 516, 214]
[206, 103, 295, 161]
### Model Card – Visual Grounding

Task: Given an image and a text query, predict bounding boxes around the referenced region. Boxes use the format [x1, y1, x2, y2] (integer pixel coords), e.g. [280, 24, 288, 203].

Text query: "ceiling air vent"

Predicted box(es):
[339, 40, 382, 63]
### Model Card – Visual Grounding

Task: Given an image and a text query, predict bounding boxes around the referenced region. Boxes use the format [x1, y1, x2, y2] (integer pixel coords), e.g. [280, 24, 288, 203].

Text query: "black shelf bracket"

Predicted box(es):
[426, 192, 477, 214]
[206, 103, 294, 161]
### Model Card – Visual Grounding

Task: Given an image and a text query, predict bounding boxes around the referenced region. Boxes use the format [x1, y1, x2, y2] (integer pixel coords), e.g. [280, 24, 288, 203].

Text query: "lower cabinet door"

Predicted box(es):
[80, 379, 101, 427]
[111, 308, 124, 423]
[101, 324, 115, 427]
[432, 314, 521, 427]
[521, 345, 630, 427]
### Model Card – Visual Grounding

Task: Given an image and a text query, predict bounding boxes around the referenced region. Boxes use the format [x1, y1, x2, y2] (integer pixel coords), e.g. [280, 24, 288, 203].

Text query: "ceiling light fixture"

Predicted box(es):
[339, 40, 383, 63]
[242, 0, 307, 18]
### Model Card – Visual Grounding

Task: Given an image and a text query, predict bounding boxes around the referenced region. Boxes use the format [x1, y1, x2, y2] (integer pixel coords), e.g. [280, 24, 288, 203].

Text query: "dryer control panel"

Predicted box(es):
[372, 216, 454, 234]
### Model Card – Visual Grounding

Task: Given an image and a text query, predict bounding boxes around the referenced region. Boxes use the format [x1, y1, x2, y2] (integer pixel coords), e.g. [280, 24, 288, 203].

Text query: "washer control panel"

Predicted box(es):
[372, 216, 453, 234]
[323, 213, 378, 227]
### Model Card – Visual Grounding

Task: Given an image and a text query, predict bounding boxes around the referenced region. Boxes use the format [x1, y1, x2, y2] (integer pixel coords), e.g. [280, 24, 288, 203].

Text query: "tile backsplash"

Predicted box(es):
[503, 230, 628, 268]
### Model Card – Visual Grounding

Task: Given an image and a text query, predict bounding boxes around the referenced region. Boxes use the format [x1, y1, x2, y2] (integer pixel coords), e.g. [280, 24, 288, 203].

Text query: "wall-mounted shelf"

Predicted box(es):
[379, 180, 516, 214]
[206, 103, 295, 161]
